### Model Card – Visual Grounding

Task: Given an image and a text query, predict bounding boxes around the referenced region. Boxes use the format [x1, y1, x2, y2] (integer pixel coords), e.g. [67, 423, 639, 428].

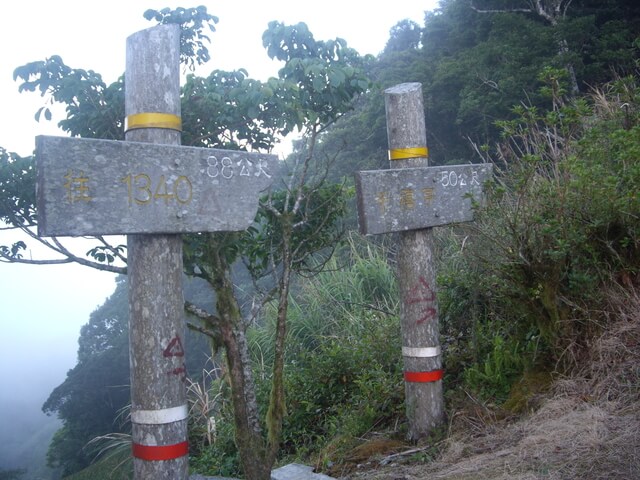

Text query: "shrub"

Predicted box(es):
[439, 70, 640, 403]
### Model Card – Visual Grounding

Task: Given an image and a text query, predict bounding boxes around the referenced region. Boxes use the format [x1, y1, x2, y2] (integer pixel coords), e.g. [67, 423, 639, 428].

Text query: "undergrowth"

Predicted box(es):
[188, 235, 404, 476]
[438, 70, 640, 408]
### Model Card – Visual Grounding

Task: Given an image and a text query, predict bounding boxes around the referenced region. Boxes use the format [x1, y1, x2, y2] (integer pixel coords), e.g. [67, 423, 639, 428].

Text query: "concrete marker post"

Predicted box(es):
[384, 82, 444, 441]
[35, 23, 278, 480]
[125, 25, 189, 479]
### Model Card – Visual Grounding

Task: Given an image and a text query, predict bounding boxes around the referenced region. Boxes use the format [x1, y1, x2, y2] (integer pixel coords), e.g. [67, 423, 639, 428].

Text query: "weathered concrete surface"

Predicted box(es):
[384, 82, 442, 441]
[271, 463, 335, 479]
[355, 163, 492, 235]
[125, 24, 188, 480]
[36, 135, 277, 236]
[127, 233, 187, 455]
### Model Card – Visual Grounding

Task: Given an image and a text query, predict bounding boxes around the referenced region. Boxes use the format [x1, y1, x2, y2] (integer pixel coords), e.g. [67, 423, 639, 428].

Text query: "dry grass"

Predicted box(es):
[342, 285, 640, 480]
[187, 361, 225, 448]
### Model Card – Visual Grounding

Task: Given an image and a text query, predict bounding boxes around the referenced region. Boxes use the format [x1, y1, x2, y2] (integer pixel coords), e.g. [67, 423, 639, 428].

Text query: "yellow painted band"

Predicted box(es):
[389, 146, 429, 161]
[125, 112, 182, 132]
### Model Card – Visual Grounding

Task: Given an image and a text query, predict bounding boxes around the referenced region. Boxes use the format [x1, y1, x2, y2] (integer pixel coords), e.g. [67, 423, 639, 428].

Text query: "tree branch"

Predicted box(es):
[291, 126, 319, 215]
[532, 0, 554, 23]
[185, 301, 222, 326]
[96, 235, 128, 264]
[1, 227, 126, 273]
[186, 321, 219, 340]
[0, 253, 73, 265]
[0, 224, 26, 231]
[470, 0, 571, 26]
[51, 237, 126, 274]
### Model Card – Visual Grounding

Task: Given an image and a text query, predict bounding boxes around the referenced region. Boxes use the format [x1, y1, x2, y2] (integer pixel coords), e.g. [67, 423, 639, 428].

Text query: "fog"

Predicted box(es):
[0, 261, 116, 475]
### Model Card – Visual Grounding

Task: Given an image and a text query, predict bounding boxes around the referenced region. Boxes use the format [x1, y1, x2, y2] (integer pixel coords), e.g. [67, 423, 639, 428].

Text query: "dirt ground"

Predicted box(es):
[340, 394, 639, 480]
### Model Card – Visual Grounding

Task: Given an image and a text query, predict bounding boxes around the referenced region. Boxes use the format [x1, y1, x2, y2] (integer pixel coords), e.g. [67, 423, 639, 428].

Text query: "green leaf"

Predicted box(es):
[328, 68, 346, 87]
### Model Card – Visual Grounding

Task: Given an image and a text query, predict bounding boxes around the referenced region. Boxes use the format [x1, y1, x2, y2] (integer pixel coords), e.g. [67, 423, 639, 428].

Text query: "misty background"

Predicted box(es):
[0, 263, 116, 476]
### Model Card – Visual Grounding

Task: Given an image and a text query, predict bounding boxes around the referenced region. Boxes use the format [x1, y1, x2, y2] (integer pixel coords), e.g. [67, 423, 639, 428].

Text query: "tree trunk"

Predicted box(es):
[557, 38, 580, 95]
[212, 250, 271, 480]
[221, 322, 271, 480]
[266, 222, 292, 463]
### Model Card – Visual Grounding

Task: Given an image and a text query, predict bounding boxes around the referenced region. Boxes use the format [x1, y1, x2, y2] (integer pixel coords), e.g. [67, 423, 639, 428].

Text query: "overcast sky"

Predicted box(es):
[0, 0, 439, 450]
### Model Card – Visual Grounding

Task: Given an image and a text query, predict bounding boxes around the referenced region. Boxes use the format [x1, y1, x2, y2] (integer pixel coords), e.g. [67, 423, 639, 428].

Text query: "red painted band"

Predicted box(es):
[404, 369, 444, 383]
[132, 441, 188, 461]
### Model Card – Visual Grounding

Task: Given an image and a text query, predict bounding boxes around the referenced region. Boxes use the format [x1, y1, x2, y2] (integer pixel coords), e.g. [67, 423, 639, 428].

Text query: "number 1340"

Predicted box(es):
[121, 173, 193, 206]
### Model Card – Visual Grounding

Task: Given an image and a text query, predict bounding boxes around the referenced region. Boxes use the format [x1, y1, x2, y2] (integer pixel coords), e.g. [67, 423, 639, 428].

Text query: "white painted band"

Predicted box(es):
[131, 404, 188, 425]
[402, 346, 441, 358]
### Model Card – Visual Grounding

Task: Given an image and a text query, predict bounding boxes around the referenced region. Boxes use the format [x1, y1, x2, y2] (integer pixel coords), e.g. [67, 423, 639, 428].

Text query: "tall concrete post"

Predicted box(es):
[384, 83, 444, 440]
[35, 21, 277, 479]
[125, 25, 189, 479]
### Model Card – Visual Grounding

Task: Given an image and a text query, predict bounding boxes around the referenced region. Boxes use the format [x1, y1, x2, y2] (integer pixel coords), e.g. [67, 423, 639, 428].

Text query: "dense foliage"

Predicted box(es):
[315, 0, 640, 181]
[439, 71, 640, 403]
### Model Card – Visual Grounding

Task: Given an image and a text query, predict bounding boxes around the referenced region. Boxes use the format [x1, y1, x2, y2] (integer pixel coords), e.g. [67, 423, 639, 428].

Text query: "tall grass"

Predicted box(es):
[188, 234, 404, 474]
[249, 233, 399, 364]
[246, 235, 403, 458]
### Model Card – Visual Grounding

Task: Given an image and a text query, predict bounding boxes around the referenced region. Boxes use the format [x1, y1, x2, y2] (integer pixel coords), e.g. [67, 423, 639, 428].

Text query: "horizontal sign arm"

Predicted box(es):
[36, 135, 278, 236]
[355, 163, 492, 235]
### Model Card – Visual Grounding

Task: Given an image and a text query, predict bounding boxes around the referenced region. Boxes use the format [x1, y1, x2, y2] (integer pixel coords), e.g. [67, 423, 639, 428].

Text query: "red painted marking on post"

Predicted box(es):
[416, 308, 437, 325]
[132, 441, 189, 461]
[406, 276, 437, 325]
[164, 335, 187, 382]
[407, 276, 436, 304]
[404, 369, 444, 383]
[167, 363, 187, 382]
[163, 335, 184, 357]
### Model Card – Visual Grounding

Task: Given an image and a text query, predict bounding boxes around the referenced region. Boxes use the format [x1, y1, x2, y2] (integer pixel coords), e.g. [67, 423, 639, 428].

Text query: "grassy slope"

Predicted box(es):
[341, 287, 640, 480]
